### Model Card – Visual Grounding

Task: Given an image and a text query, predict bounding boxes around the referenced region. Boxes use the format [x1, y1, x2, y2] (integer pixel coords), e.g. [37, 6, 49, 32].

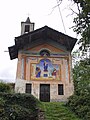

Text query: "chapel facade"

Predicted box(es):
[8, 17, 77, 102]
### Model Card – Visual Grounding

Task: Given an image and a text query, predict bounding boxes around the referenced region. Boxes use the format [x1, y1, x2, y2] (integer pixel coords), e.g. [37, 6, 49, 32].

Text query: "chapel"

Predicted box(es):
[8, 17, 77, 102]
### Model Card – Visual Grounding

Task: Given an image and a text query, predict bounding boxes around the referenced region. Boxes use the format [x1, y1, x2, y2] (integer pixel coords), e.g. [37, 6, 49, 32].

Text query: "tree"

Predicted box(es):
[73, 58, 90, 95]
[72, 0, 90, 55]
[67, 58, 90, 120]
[56, 0, 90, 56]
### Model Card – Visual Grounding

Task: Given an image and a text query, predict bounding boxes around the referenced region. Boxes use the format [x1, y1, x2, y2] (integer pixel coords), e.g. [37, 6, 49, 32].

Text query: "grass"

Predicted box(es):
[42, 102, 81, 120]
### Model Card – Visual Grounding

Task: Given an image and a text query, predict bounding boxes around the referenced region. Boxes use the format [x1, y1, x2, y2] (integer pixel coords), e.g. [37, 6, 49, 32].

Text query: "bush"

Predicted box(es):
[67, 94, 90, 120]
[0, 82, 11, 93]
[0, 93, 40, 120]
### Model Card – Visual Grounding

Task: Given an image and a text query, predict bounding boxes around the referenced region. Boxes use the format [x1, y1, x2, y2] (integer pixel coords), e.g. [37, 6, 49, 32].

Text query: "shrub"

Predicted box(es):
[0, 93, 39, 120]
[67, 94, 90, 120]
[0, 82, 11, 93]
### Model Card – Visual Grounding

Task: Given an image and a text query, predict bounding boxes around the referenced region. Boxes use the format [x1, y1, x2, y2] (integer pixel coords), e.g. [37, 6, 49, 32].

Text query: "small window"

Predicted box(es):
[40, 49, 50, 57]
[25, 25, 30, 33]
[26, 84, 32, 93]
[58, 84, 64, 95]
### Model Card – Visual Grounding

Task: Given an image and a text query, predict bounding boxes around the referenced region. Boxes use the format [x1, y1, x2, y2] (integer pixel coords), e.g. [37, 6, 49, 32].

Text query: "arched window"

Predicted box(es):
[40, 49, 50, 57]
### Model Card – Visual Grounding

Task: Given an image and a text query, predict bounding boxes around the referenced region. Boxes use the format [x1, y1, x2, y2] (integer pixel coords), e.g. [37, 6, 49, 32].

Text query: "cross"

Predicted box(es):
[27, 13, 31, 17]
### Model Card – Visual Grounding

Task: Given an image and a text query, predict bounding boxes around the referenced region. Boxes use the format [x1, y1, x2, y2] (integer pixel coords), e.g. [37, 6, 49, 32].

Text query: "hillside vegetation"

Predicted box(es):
[0, 93, 81, 120]
[43, 102, 81, 120]
[0, 92, 40, 120]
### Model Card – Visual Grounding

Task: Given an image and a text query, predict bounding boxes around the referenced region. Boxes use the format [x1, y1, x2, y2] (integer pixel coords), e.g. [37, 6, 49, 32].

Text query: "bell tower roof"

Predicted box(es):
[26, 17, 30, 23]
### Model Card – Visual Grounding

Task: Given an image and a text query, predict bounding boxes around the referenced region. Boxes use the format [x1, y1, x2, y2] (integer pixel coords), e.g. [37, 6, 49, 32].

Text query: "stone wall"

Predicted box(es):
[15, 79, 74, 101]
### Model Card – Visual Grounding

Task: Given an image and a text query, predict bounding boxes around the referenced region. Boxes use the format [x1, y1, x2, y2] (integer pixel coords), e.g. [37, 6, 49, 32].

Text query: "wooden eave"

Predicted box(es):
[8, 26, 77, 60]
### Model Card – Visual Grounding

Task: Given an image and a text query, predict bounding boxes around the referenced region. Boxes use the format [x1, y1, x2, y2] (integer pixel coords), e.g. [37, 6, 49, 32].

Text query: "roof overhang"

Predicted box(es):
[8, 26, 77, 60]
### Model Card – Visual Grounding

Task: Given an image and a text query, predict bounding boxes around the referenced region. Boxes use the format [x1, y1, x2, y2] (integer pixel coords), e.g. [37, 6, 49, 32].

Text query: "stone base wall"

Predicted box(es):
[15, 79, 74, 101]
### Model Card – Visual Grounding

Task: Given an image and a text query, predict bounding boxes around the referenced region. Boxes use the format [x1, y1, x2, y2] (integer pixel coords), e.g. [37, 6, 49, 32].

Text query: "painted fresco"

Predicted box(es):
[31, 59, 60, 80]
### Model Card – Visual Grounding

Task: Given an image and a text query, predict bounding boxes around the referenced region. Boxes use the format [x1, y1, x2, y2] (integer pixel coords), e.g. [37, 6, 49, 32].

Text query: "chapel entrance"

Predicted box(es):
[40, 84, 50, 102]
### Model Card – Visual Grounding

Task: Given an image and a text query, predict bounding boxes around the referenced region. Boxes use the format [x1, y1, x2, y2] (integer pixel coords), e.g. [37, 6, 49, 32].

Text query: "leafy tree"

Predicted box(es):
[72, 0, 90, 55]
[57, 0, 90, 56]
[73, 58, 90, 95]
[67, 58, 90, 120]
[65, 1, 90, 118]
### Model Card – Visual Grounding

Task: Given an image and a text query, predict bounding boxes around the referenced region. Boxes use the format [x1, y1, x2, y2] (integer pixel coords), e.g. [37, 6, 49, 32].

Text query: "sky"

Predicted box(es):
[0, 0, 78, 82]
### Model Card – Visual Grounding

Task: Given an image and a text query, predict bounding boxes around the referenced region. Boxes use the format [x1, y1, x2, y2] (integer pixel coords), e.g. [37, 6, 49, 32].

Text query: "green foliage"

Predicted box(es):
[72, 0, 90, 54]
[0, 93, 40, 120]
[73, 58, 90, 95]
[0, 82, 12, 93]
[67, 58, 90, 120]
[67, 94, 90, 120]
[43, 102, 81, 120]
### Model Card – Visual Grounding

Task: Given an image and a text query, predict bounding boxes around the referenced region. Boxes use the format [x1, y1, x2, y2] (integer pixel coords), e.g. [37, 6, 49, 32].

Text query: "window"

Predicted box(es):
[25, 25, 30, 33]
[40, 49, 50, 57]
[26, 84, 32, 93]
[58, 84, 64, 95]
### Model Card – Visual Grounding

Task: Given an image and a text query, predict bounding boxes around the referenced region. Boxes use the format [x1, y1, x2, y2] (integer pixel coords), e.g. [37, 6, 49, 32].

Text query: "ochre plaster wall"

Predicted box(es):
[15, 43, 74, 101]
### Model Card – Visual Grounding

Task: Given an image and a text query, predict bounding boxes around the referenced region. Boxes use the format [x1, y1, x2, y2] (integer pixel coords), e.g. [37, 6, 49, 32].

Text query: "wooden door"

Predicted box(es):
[40, 84, 50, 102]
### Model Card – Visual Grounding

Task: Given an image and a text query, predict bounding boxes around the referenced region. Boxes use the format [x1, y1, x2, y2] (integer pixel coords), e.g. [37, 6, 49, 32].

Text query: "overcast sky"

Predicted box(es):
[0, 0, 78, 82]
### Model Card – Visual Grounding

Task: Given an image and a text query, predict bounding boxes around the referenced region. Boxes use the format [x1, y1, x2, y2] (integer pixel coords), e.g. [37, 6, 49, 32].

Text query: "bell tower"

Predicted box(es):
[21, 17, 35, 35]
